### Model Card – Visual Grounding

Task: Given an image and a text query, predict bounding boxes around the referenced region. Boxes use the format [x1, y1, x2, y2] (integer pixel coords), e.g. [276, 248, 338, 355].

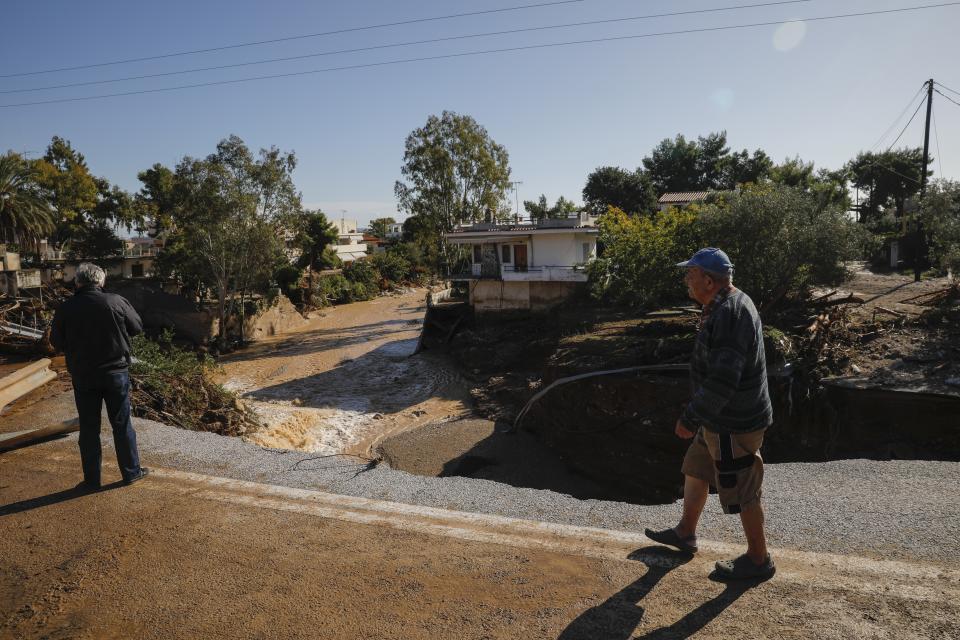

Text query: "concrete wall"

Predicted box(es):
[469, 280, 586, 312]
[529, 281, 584, 310]
[470, 280, 530, 311]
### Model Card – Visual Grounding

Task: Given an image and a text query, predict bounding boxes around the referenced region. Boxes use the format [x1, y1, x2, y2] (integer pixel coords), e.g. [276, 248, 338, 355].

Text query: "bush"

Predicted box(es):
[130, 330, 257, 436]
[588, 206, 699, 307]
[922, 180, 960, 275]
[589, 184, 866, 309]
[342, 258, 380, 291]
[694, 184, 865, 305]
[274, 264, 303, 304]
[370, 250, 412, 286]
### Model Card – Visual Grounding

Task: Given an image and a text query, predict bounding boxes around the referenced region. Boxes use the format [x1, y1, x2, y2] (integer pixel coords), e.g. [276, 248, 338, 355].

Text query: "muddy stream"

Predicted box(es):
[218, 290, 471, 458]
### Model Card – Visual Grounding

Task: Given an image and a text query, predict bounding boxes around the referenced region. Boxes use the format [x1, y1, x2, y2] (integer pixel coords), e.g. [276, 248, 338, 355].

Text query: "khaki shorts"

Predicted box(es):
[681, 426, 766, 515]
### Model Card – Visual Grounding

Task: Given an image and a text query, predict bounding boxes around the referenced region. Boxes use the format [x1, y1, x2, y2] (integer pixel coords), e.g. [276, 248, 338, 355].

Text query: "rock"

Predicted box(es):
[372, 413, 384, 420]
[850, 364, 863, 375]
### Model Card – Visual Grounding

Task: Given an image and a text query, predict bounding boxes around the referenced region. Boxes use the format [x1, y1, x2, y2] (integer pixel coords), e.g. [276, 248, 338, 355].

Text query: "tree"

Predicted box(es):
[68, 219, 124, 260]
[368, 216, 396, 239]
[0, 152, 55, 246]
[136, 163, 177, 236]
[523, 194, 579, 220]
[160, 136, 301, 347]
[32, 136, 99, 246]
[293, 209, 340, 305]
[921, 180, 960, 275]
[846, 148, 927, 227]
[771, 156, 849, 210]
[719, 148, 773, 189]
[641, 131, 771, 193]
[582, 167, 657, 216]
[394, 111, 512, 271]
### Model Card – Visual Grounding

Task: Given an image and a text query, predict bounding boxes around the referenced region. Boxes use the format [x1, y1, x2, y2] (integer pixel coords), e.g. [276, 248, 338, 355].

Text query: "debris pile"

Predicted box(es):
[130, 333, 262, 437]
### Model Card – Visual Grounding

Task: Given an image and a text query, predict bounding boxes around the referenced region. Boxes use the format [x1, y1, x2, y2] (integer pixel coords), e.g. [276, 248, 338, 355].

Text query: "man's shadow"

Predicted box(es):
[558, 547, 760, 640]
[0, 481, 125, 517]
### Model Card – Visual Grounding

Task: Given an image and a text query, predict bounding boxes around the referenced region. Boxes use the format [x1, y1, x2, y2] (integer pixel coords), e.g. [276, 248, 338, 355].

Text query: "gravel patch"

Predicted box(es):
[47, 416, 960, 567]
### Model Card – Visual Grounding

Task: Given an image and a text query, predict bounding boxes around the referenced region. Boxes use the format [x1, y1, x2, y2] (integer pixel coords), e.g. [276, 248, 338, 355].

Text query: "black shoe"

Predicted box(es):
[644, 527, 699, 554]
[714, 554, 776, 581]
[124, 467, 150, 486]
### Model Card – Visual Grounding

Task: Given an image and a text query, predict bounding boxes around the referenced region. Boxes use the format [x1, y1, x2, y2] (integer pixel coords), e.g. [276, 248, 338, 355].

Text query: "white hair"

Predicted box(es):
[76, 263, 106, 287]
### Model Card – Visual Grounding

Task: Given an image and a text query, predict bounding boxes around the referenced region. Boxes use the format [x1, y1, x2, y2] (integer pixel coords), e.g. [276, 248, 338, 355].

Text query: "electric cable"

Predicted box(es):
[934, 81, 960, 97]
[1, 0, 817, 95]
[870, 83, 926, 151]
[0, 0, 588, 79]
[3, 1, 958, 109]
[934, 88, 960, 109]
[885, 96, 926, 152]
[932, 104, 944, 179]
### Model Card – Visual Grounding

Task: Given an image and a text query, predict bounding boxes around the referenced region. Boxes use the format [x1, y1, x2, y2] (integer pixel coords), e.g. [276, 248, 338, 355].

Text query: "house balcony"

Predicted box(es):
[450, 264, 588, 283]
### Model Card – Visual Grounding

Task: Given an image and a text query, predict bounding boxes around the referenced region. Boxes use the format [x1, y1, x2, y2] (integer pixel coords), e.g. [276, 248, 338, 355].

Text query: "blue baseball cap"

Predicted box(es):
[676, 247, 734, 275]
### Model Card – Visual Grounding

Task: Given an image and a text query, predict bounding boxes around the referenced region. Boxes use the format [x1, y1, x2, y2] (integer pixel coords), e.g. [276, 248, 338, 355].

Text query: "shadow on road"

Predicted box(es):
[0, 481, 125, 517]
[558, 547, 758, 640]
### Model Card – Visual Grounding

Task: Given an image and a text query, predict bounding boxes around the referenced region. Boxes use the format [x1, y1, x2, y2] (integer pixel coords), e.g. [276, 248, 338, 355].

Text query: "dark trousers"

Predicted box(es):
[73, 370, 141, 484]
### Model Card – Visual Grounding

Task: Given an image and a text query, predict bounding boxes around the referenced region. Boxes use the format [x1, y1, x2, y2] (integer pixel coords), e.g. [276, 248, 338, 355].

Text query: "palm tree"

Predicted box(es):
[0, 153, 54, 245]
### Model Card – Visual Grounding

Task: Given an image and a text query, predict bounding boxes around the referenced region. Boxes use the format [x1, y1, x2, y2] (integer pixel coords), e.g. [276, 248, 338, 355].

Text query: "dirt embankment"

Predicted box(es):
[427, 268, 960, 503]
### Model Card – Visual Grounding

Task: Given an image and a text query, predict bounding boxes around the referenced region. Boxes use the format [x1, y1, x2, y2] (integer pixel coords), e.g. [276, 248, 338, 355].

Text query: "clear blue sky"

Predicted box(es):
[2, 0, 959, 227]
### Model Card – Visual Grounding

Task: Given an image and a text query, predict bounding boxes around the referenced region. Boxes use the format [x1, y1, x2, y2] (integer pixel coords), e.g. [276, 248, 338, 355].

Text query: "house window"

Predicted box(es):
[501, 245, 512, 264]
[582, 242, 591, 262]
[473, 245, 482, 264]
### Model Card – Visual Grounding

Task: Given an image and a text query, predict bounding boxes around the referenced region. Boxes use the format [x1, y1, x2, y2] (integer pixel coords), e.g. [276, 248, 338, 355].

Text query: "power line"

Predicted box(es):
[935, 88, 960, 109]
[934, 81, 960, 97]
[2, 0, 817, 95]
[870, 83, 926, 151]
[3, 1, 959, 109]
[0, 0, 587, 79]
[885, 94, 927, 151]
[932, 104, 943, 178]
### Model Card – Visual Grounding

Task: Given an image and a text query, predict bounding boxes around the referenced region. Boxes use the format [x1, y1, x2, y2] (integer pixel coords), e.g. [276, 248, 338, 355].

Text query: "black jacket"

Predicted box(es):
[50, 286, 144, 378]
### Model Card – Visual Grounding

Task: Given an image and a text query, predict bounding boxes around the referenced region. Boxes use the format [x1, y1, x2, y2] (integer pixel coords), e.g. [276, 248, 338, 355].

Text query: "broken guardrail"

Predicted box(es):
[0, 359, 81, 453]
[0, 358, 57, 413]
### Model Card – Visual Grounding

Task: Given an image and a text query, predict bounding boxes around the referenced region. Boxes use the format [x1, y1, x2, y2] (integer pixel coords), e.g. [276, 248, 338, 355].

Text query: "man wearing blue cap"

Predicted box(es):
[645, 247, 775, 580]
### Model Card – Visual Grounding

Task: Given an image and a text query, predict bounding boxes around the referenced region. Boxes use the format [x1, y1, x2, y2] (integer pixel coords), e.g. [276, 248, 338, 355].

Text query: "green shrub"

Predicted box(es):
[342, 258, 380, 291]
[130, 330, 255, 436]
[370, 250, 412, 286]
[588, 206, 700, 308]
[274, 264, 303, 304]
[922, 180, 960, 275]
[589, 184, 866, 310]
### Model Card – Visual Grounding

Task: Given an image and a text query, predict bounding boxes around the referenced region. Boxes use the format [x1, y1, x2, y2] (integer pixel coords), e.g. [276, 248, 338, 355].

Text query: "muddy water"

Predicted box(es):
[218, 290, 471, 457]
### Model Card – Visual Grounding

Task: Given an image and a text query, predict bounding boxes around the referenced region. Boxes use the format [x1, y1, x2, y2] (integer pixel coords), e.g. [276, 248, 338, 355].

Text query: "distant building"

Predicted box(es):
[331, 218, 368, 263]
[443, 213, 598, 312]
[657, 191, 717, 211]
[385, 222, 403, 240]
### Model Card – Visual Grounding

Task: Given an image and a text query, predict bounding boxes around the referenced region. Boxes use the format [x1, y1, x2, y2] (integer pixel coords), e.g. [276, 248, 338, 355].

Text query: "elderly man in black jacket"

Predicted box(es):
[51, 263, 149, 489]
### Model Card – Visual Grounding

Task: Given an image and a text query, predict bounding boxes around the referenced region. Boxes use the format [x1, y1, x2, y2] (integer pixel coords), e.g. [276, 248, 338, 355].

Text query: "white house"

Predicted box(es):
[385, 222, 403, 240]
[443, 214, 599, 312]
[331, 218, 368, 263]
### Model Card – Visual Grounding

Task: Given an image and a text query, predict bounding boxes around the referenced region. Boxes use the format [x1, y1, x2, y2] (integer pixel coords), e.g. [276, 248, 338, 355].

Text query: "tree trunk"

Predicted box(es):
[239, 289, 246, 344]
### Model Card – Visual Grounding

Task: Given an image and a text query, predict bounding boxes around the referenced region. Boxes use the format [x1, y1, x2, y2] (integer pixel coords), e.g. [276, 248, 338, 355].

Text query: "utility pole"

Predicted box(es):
[915, 78, 934, 282]
[510, 181, 523, 223]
